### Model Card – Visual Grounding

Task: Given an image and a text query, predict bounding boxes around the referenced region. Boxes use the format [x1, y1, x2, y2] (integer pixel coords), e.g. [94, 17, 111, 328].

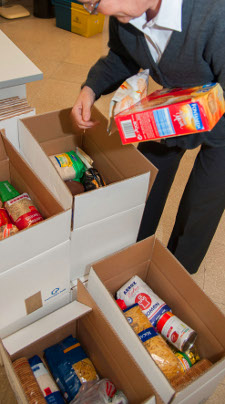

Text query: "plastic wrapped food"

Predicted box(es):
[117, 275, 171, 327]
[108, 69, 149, 134]
[118, 302, 182, 381]
[0, 180, 20, 202]
[0, 224, 19, 240]
[29, 355, 65, 403]
[0, 207, 12, 226]
[117, 275, 197, 351]
[5, 193, 44, 230]
[13, 357, 46, 404]
[44, 335, 99, 402]
[50, 151, 86, 181]
[75, 147, 93, 169]
[81, 168, 106, 192]
[71, 379, 128, 404]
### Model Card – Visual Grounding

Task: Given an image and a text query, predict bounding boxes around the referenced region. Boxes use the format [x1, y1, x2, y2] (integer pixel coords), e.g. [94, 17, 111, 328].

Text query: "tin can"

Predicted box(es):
[156, 311, 197, 352]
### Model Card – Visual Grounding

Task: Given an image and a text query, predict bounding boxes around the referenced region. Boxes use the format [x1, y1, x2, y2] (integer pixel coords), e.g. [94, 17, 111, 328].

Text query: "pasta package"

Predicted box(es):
[118, 302, 182, 381]
[13, 357, 46, 404]
[44, 335, 99, 402]
[5, 193, 43, 230]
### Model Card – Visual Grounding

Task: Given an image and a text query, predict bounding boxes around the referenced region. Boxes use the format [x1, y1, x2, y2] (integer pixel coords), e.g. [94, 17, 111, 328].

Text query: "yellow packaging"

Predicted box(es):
[71, 3, 105, 38]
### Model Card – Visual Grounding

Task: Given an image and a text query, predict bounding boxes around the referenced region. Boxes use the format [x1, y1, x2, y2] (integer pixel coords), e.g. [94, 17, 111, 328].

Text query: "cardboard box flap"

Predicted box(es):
[88, 236, 156, 286]
[84, 107, 158, 192]
[18, 120, 73, 210]
[20, 108, 80, 143]
[77, 281, 157, 404]
[2, 301, 91, 356]
[87, 270, 174, 404]
[0, 130, 8, 161]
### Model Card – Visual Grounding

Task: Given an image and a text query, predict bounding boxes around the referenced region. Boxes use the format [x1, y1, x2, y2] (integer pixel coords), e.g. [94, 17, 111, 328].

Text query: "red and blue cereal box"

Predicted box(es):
[114, 83, 225, 144]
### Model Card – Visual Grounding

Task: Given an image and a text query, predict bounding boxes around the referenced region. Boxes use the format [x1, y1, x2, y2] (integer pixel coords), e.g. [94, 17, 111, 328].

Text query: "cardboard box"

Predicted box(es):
[18, 107, 157, 280]
[0, 240, 71, 339]
[115, 83, 225, 144]
[0, 282, 156, 404]
[87, 236, 225, 404]
[0, 133, 71, 273]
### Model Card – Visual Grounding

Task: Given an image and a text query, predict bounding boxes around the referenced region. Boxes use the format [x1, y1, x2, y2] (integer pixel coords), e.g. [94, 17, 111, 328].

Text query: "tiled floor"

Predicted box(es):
[0, 3, 225, 403]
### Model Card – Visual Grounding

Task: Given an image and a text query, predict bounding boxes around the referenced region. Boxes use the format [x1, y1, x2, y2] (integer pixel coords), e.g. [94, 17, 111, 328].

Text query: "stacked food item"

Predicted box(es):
[13, 335, 128, 404]
[0, 180, 44, 241]
[49, 147, 105, 196]
[116, 276, 212, 388]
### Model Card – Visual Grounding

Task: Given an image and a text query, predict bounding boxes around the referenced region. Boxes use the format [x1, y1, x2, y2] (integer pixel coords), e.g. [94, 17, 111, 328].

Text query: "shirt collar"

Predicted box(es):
[130, 0, 183, 32]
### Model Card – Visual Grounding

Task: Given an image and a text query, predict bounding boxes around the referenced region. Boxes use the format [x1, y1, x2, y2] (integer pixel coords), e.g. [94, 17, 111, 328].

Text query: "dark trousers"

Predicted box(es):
[137, 141, 225, 274]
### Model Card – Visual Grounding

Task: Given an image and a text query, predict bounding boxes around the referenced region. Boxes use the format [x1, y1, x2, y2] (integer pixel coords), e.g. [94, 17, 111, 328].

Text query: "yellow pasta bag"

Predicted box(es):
[118, 302, 182, 381]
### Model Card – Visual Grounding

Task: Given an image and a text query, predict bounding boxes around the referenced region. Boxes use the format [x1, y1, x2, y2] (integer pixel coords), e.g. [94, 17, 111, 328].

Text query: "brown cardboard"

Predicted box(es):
[87, 235, 225, 403]
[1, 282, 156, 404]
[25, 291, 43, 315]
[20, 106, 158, 207]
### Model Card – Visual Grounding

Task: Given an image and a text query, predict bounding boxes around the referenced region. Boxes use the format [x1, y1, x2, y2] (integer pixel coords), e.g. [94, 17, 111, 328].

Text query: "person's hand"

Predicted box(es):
[71, 86, 99, 129]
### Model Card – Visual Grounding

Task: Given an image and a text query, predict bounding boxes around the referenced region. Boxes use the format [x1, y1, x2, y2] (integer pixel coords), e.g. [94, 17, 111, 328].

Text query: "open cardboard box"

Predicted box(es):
[0, 281, 156, 404]
[0, 240, 71, 339]
[87, 236, 225, 404]
[18, 107, 158, 280]
[0, 132, 71, 273]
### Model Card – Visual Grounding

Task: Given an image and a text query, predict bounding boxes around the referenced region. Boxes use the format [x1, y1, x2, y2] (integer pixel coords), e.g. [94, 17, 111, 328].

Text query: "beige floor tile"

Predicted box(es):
[51, 62, 90, 85]
[203, 242, 225, 303]
[27, 78, 82, 114]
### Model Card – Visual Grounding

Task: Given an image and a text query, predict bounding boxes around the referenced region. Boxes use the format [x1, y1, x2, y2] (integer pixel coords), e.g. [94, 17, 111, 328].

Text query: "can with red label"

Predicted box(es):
[156, 311, 197, 352]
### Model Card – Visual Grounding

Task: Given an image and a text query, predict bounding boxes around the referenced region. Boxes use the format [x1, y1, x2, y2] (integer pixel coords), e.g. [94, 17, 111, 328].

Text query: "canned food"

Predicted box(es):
[156, 311, 197, 352]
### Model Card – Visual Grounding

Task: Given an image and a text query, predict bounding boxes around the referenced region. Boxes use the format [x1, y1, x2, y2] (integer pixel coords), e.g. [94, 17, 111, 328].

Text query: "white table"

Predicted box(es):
[0, 30, 43, 150]
[0, 29, 43, 100]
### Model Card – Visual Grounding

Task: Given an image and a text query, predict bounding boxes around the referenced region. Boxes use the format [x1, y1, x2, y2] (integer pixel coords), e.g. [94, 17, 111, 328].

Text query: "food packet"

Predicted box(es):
[44, 335, 99, 402]
[49, 151, 86, 181]
[0, 180, 20, 203]
[0, 207, 12, 226]
[117, 275, 171, 327]
[107, 69, 149, 134]
[5, 193, 44, 230]
[81, 168, 106, 192]
[75, 147, 93, 169]
[13, 357, 46, 404]
[0, 224, 19, 240]
[71, 379, 128, 404]
[117, 276, 197, 351]
[117, 301, 182, 381]
[29, 355, 65, 404]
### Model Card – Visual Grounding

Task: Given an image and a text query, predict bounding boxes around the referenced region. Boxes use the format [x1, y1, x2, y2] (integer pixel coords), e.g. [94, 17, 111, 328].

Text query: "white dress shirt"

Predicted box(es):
[130, 0, 183, 63]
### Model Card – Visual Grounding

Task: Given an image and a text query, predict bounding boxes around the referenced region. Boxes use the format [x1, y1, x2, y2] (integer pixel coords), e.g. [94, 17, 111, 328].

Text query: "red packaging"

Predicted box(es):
[0, 208, 12, 226]
[114, 83, 225, 144]
[5, 193, 43, 230]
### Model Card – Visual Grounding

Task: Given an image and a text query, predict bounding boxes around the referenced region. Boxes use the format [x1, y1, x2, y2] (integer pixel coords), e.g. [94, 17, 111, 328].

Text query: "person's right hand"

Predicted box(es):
[71, 86, 99, 129]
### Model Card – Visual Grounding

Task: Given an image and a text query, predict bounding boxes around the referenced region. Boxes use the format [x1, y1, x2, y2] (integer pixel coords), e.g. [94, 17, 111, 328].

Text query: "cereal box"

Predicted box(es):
[114, 83, 225, 144]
